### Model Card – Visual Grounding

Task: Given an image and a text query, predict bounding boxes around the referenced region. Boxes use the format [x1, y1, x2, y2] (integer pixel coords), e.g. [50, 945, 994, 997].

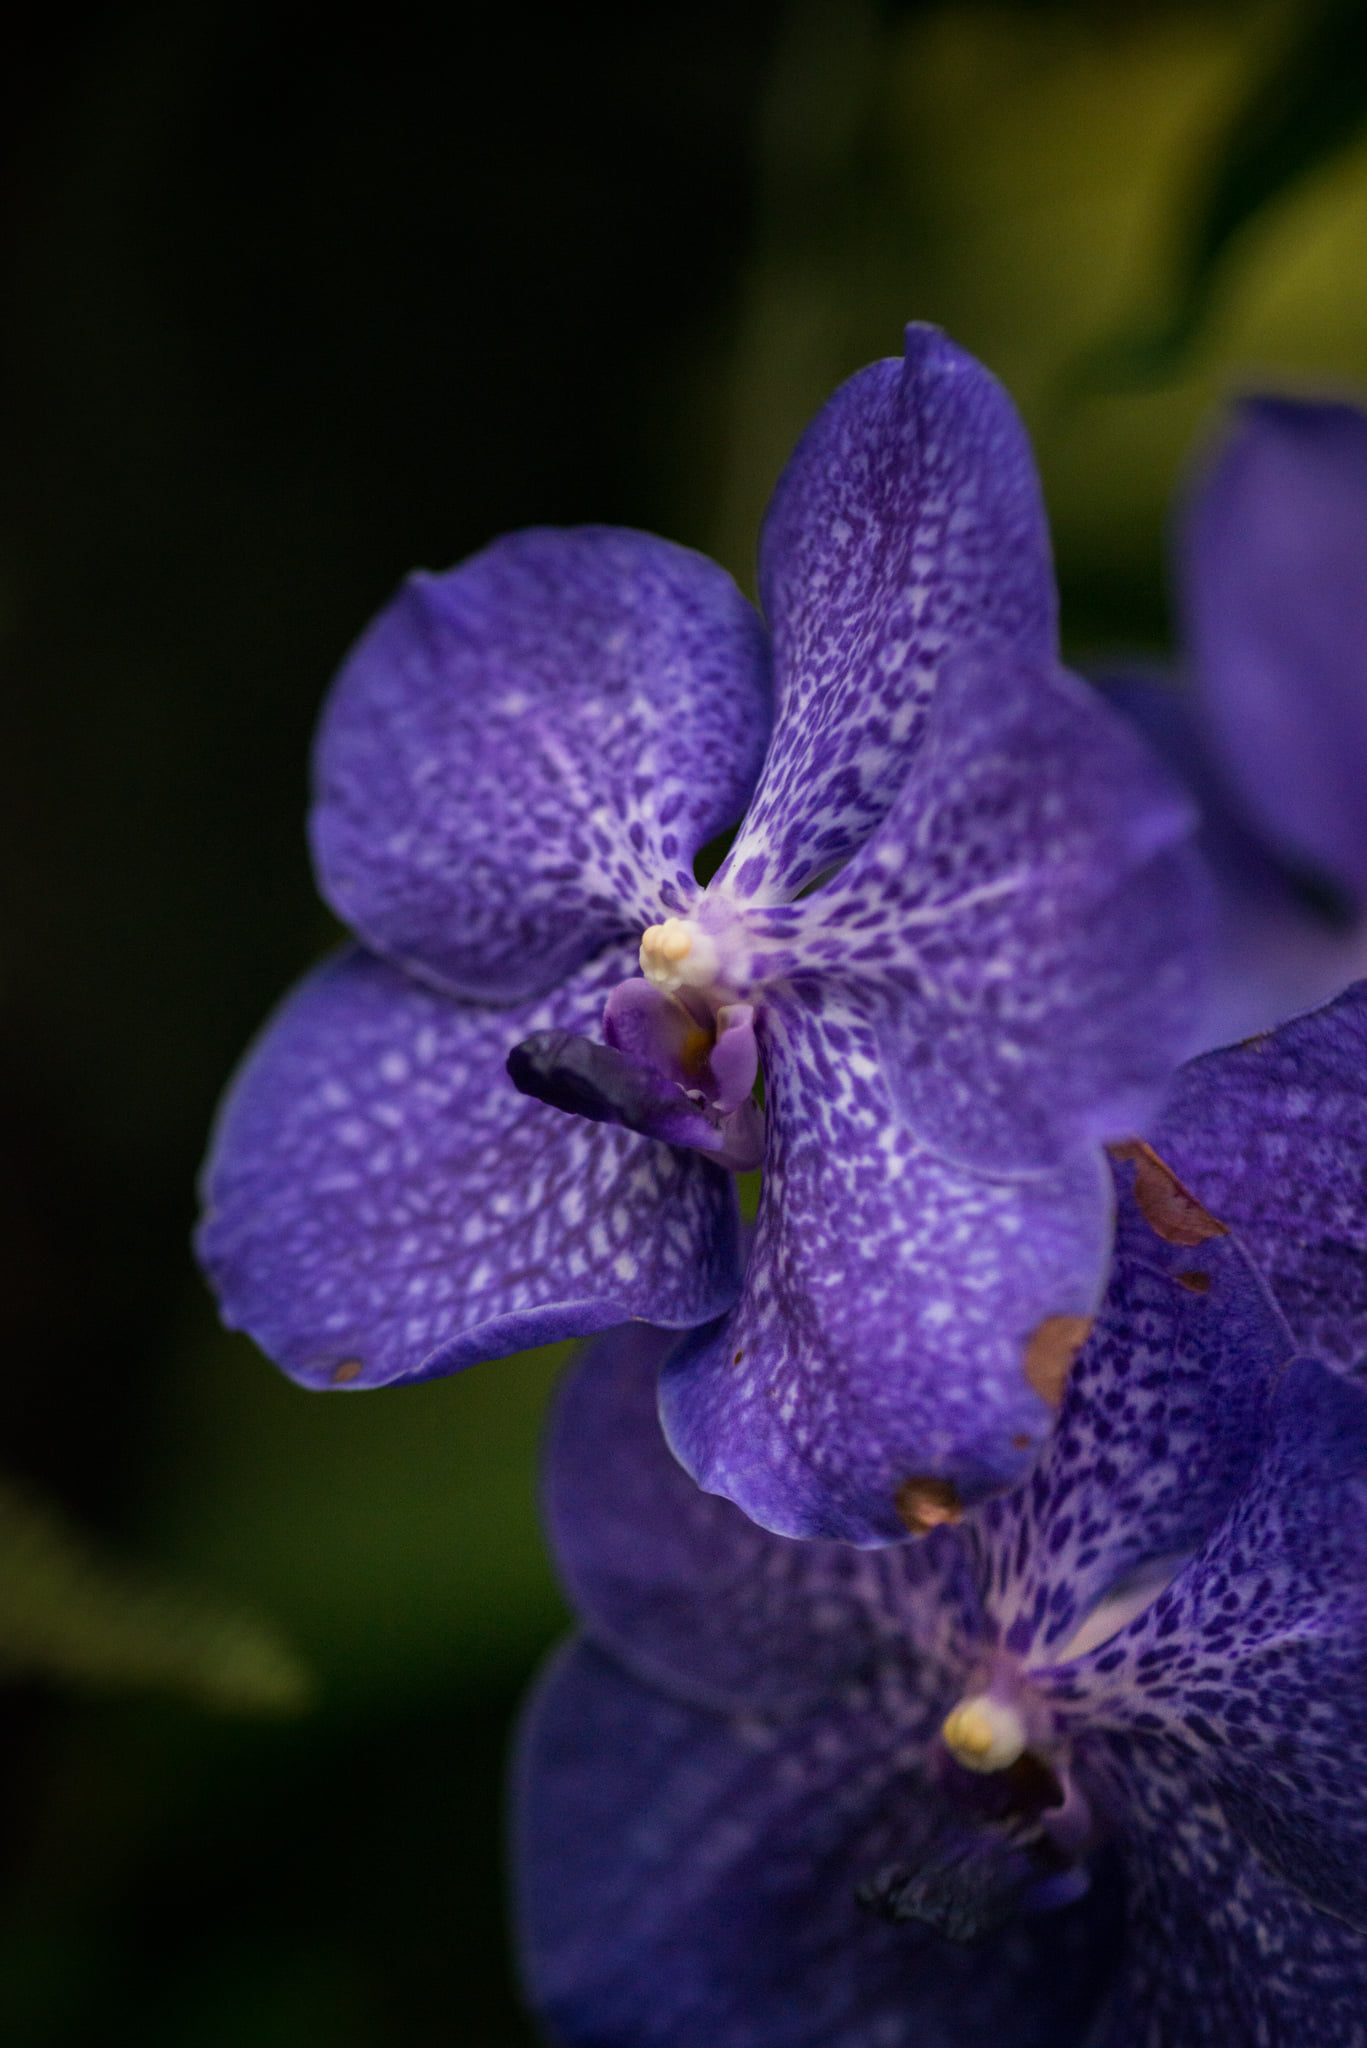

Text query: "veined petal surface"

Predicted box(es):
[547, 1322, 972, 1717]
[975, 1165, 1294, 1665]
[197, 944, 741, 1389]
[716, 325, 1056, 906]
[1079, 1737, 1367, 2048]
[739, 659, 1206, 1175]
[1183, 396, 1367, 898]
[312, 527, 772, 1003]
[1055, 1360, 1367, 1937]
[1156, 980, 1367, 1377]
[515, 1641, 1122, 2048]
[660, 988, 1113, 1544]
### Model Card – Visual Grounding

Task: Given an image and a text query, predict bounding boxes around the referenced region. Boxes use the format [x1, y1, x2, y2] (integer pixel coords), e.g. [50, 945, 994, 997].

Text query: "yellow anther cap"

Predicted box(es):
[639, 918, 721, 993]
[941, 1695, 1028, 1774]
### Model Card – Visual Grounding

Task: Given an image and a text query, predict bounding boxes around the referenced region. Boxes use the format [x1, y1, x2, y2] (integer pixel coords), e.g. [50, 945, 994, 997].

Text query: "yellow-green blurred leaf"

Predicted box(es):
[0, 1473, 311, 1714]
[1073, 0, 1367, 390]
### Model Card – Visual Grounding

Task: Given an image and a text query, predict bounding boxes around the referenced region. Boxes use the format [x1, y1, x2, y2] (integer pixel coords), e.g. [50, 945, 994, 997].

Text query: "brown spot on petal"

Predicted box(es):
[1023, 1313, 1094, 1408]
[1107, 1139, 1228, 1247]
[330, 1359, 364, 1384]
[1176, 1270, 1211, 1294]
[732, 1349, 744, 1366]
[896, 1476, 964, 1535]
[1011, 1433, 1034, 1451]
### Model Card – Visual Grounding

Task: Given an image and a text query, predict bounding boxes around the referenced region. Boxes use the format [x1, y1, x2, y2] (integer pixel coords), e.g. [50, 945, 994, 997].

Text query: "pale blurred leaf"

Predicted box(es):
[0, 1473, 311, 1713]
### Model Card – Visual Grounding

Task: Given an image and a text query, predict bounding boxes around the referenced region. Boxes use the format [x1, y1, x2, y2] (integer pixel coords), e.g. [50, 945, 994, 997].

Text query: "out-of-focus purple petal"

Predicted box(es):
[1155, 979, 1367, 1376]
[546, 1322, 974, 1717]
[715, 325, 1056, 907]
[975, 1163, 1293, 1667]
[311, 527, 772, 1004]
[1182, 395, 1367, 900]
[514, 1639, 1124, 2048]
[660, 989, 1113, 1544]
[1105, 670, 1367, 1049]
[738, 659, 1206, 1175]
[196, 944, 741, 1390]
[1057, 1360, 1367, 1936]
[1077, 1736, 1367, 2048]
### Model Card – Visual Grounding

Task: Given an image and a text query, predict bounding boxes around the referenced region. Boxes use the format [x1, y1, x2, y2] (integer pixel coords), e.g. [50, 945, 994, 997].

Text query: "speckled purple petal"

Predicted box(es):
[1076, 1735, 1367, 2048]
[737, 659, 1206, 1175]
[514, 1639, 1123, 2048]
[196, 943, 741, 1389]
[1183, 395, 1367, 898]
[974, 1163, 1294, 1667]
[1055, 1359, 1367, 1936]
[546, 1321, 974, 1716]
[311, 527, 772, 1004]
[1156, 979, 1367, 1377]
[715, 325, 1056, 907]
[659, 988, 1113, 1544]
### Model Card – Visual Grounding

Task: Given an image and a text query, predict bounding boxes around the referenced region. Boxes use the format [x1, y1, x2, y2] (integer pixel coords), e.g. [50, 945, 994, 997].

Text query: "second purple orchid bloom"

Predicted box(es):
[197, 325, 1207, 1543]
[1111, 390, 1367, 1049]
[516, 987, 1367, 2048]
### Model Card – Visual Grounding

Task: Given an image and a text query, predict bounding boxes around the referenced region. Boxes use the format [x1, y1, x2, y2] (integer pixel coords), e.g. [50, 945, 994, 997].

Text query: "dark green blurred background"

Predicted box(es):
[3, 1, 1367, 2039]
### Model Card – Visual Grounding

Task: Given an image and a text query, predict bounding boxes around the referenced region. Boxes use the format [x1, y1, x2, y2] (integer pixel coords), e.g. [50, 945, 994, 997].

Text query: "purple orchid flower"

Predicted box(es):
[515, 987, 1367, 2047]
[1109, 392, 1367, 1049]
[197, 324, 1206, 1543]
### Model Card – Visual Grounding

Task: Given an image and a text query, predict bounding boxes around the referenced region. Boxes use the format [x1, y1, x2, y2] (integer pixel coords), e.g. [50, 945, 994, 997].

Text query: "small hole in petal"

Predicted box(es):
[1176, 1270, 1211, 1294]
[896, 1476, 963, 1535]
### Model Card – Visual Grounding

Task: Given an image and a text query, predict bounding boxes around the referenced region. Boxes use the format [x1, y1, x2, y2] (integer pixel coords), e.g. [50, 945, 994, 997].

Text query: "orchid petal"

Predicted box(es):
[197, 943, 741, 1389]
[545, 1322, 972, 1717]
[976, 1161, 1293, 1667]
[660, 988, 1113, 1544]
[715, 325, 1056, 906]
[1183, 395, 1367, 899]
[312, 527, 771, 1003]
[1079, 1738, 1367, 2048]
[1104, 671, 1367, 1050]
[1057, 1360, 1367, 1936]
[1156, 979, 1367, 1378]
[738, 658, 1207, 1175]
